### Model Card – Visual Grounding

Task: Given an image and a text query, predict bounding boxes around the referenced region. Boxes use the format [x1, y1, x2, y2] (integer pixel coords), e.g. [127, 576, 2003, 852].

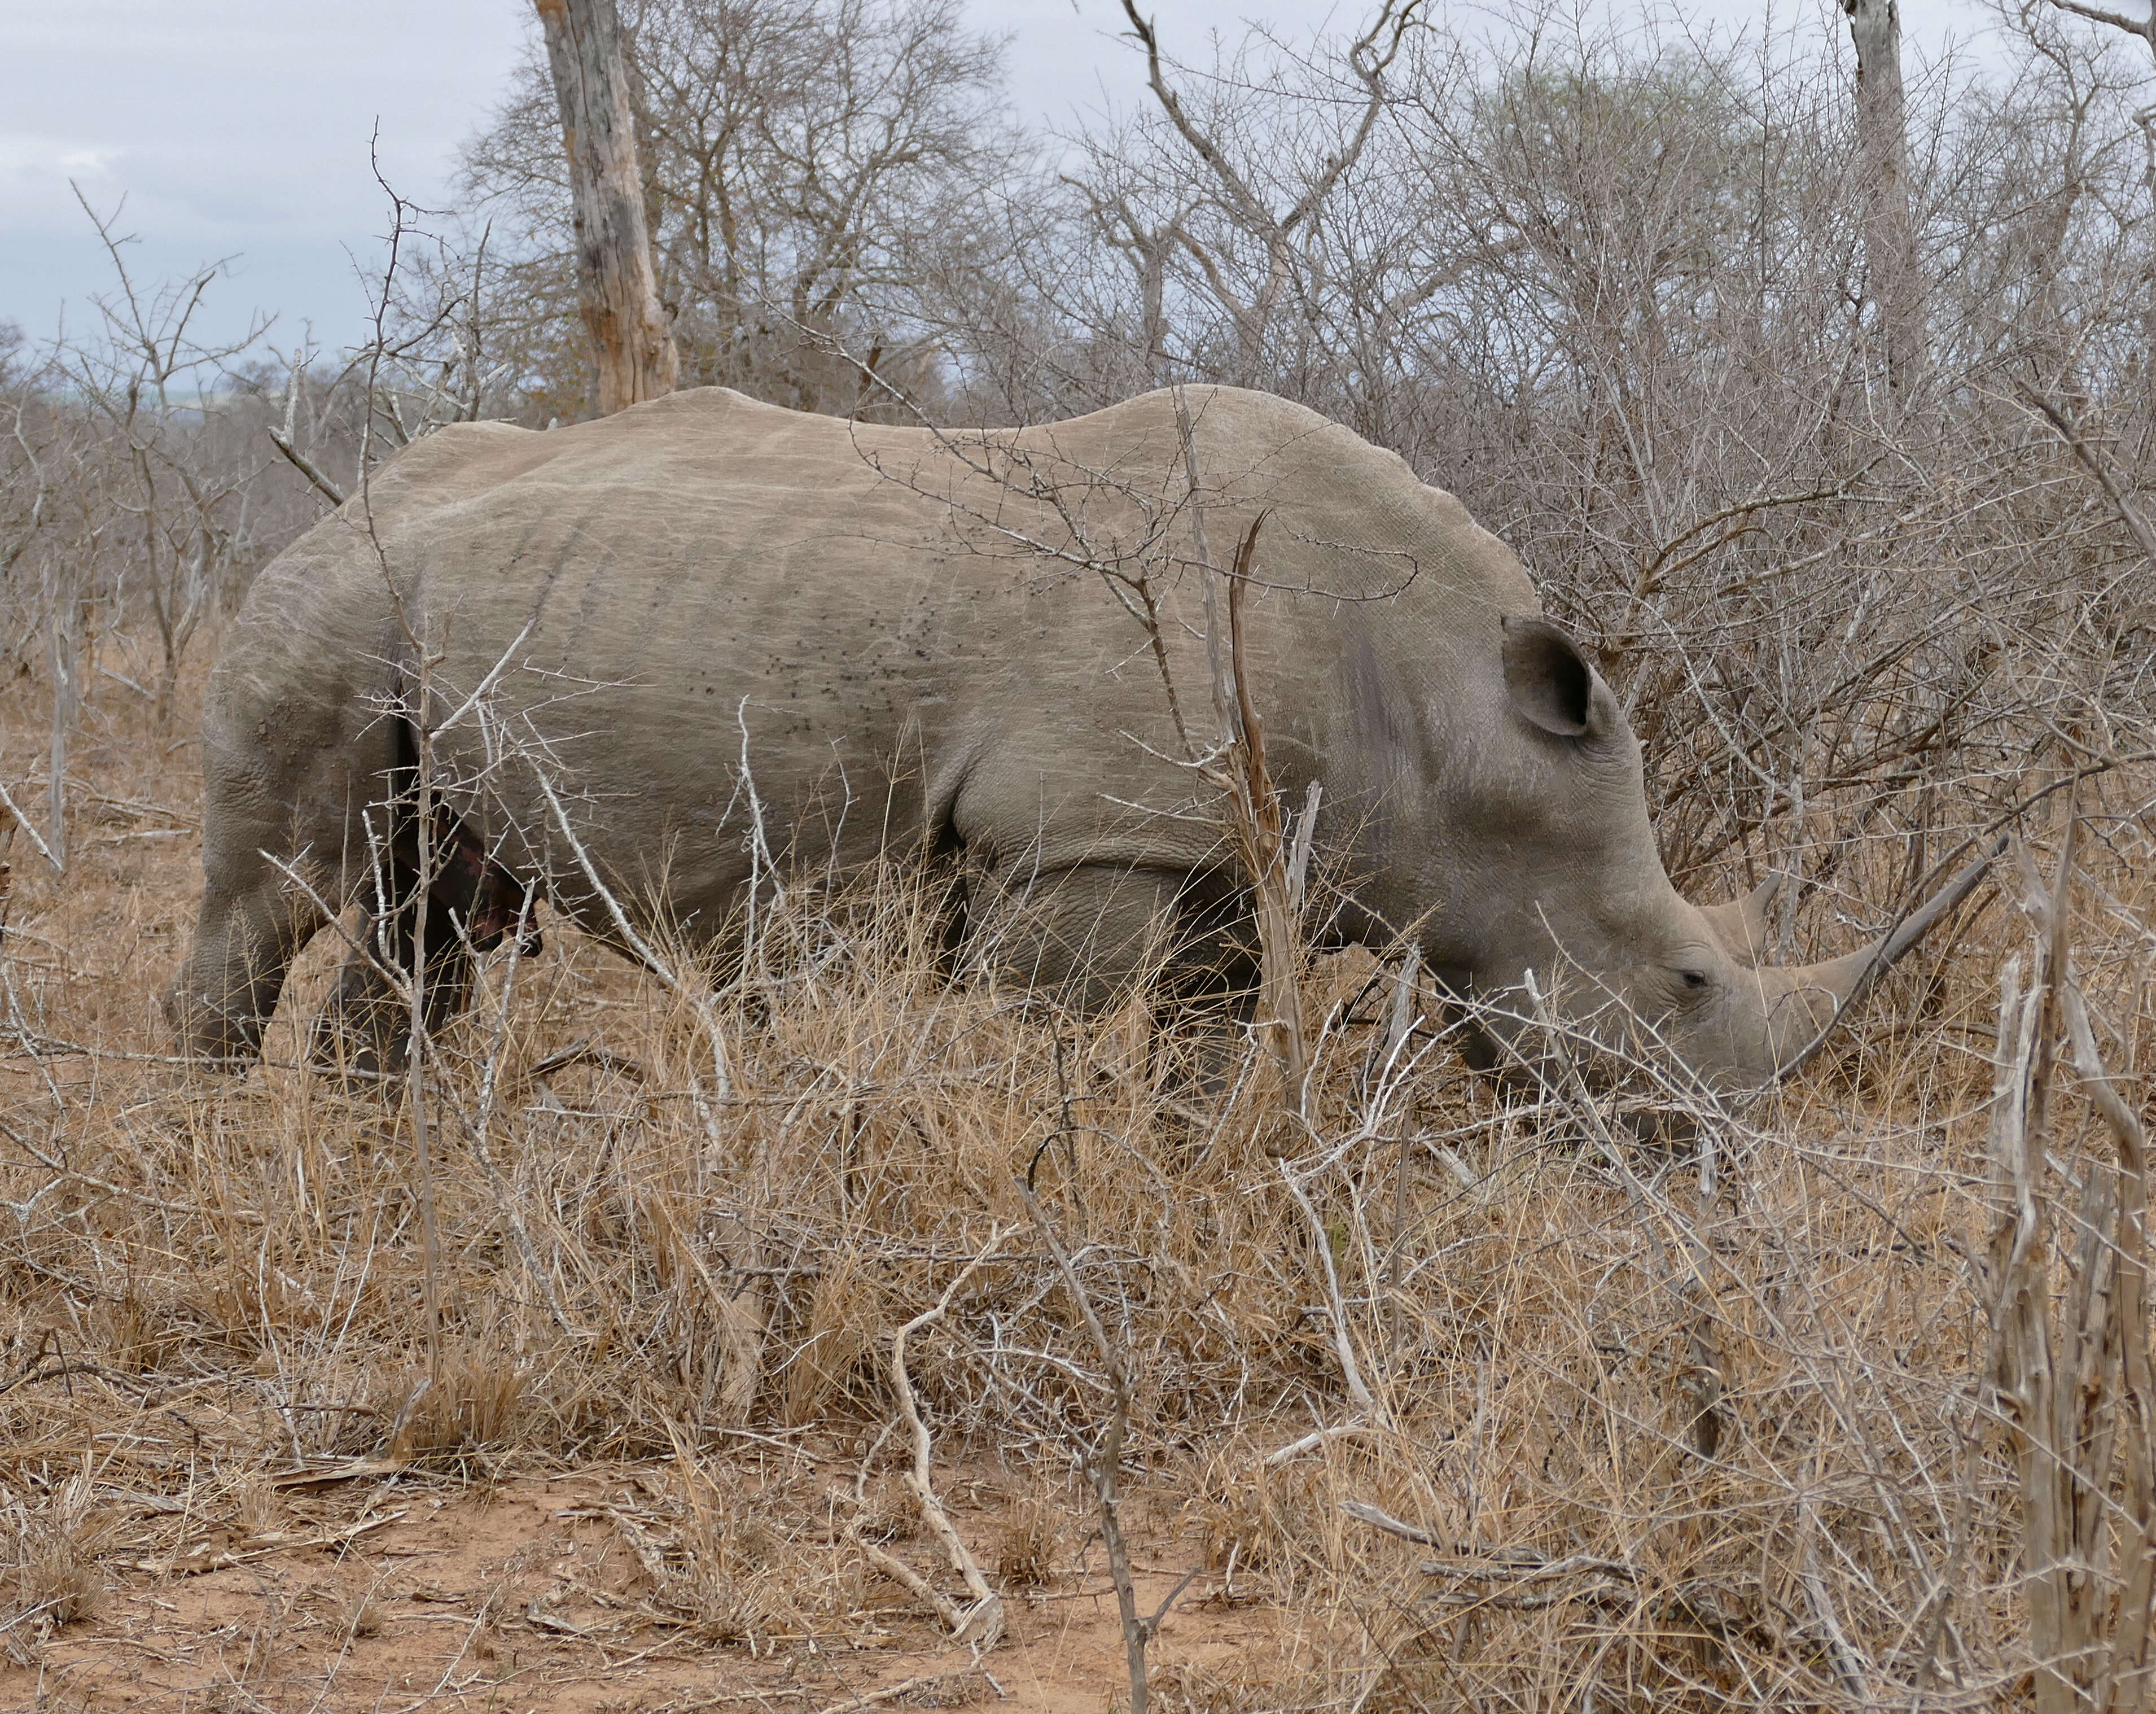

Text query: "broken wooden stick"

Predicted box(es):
[849, 1225, 1006, 1651]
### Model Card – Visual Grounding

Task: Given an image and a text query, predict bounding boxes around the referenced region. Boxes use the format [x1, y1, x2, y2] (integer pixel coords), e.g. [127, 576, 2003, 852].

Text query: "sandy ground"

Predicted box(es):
[4, 1459, 1303, 1713]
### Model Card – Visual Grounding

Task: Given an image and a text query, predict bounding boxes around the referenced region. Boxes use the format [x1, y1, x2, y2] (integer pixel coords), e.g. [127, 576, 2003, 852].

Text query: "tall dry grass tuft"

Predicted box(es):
[0, 1475, 108, 1658]
[0, 667, 2151, 1706]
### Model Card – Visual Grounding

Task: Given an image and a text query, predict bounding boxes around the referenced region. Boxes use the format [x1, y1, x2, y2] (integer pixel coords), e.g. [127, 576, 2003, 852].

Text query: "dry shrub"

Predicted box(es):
[1151, 1658, 1330, 1714]
[652, 1533, 783, 1646]
[383, 1349, 527, 1466]
[623, 1461, 812, 1645]
[334, 1577, 387, 1642]
[851, 1476, 921, 1547]
[993, 1493, 1063, 1588]
[857, 1669, 994, 1709]
[230, 1476, 279, 1538]
[1190, 1458, 1332, 1584]
[782, 1254, 887, 1424]
[0, 659, 2151, 1703]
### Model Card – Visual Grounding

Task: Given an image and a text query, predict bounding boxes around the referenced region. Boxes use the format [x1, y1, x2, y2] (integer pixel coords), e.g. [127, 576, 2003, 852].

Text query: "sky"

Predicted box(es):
[2, 0, 2002, 358]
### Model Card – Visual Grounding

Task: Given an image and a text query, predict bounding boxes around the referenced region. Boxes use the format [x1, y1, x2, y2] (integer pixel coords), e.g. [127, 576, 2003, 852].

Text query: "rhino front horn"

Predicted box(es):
[1761, 837, 2005, 1083]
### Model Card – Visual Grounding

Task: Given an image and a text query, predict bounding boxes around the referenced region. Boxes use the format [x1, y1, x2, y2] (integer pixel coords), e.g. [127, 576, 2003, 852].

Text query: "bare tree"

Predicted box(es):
[58, 194, 268, 729]
[2046, 0, 2156, 56]
[1843, 0, 1929, 389]
[472, 0, 1015, 420]
[1105, 0, 1425, 390]
[534, 0, 680, 415]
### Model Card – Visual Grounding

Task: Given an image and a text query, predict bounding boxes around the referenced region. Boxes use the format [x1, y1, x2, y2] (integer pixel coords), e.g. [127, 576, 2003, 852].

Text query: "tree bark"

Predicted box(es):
[1843, 0, 1927, 392]
[534, 0, 678, 417]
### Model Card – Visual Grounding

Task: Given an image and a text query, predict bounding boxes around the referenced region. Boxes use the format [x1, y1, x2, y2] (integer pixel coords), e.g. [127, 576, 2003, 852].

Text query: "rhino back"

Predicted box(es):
[222, 387, 1547, 946]
[395, 393, 1041, 924]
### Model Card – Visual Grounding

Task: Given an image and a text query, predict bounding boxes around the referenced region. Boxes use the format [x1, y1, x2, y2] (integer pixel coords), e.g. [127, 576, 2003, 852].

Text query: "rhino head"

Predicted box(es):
[1399, 615, 1990, 1096]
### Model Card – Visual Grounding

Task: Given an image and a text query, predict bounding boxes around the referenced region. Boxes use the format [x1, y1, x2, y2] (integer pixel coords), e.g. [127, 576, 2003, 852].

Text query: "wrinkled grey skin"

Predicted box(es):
[166, 385, 1970, 1086]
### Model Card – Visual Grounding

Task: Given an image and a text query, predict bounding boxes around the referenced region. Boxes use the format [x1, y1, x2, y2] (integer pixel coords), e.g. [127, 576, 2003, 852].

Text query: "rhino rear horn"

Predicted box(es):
[1501, 616, 1607, 739]
[1697, 872, 1782, 966]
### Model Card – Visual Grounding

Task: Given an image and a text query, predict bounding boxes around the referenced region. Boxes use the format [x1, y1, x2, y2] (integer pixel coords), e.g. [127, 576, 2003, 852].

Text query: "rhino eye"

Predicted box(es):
[1678, 968, 1710, 992]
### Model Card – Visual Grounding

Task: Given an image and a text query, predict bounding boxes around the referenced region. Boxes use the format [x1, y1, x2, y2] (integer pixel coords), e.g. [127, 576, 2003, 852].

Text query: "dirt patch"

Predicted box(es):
[4, 1463, 1302, 1713]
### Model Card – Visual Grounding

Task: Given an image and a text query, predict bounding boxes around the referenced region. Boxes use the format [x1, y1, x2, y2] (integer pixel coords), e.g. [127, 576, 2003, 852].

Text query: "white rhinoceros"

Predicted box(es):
[166, 384, 1980, 1085]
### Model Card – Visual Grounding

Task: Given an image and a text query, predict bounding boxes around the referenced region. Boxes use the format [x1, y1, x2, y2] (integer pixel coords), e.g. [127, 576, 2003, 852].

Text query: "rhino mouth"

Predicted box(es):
[1438, 835, 2001, 1104]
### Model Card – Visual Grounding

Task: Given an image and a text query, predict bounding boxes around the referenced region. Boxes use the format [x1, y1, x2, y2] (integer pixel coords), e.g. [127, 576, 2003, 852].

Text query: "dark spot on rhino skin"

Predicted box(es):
[1344, 629, 1410, 793]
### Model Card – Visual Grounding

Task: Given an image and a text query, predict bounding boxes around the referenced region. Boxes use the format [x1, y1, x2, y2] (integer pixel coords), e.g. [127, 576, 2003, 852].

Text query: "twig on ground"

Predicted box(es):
[851, 1224, 1007, 1651]
[808, 1672, 986, 1714]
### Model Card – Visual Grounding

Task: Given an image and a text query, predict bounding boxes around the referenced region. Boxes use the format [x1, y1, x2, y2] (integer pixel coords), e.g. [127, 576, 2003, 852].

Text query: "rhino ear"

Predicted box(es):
[1501, 615, 1606, 738]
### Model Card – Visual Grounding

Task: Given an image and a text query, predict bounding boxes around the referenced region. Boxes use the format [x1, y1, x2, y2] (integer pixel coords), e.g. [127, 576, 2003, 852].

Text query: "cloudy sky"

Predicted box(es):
[3, 0, 1992, 358]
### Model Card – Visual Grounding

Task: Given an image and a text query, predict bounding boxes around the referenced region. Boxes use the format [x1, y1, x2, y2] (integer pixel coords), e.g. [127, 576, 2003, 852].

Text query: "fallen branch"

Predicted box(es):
[268, 1455, 409, 1491]
[121, 1507, 406, 1576]
[852, 1225, 1007, 1651]
[808, 1672, 989, 1714]
[1339, 1499, 1442, 1546]
[1342, 1501, 1640, 1583]
[0, 775, 60, 872]
[1265, 1418, 1375, 1467]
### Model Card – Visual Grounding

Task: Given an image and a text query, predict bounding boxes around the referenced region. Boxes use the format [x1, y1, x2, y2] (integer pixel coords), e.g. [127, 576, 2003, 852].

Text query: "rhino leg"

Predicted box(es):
[167, 728, 352, 1064]
[311, 902, 475, 1084]
[967, 860, 1256, 1011]
[165, 864, 328, 1065]
[967, 862, 1260, 1127]
[310, 816, 533, 1083]
[983, 867, 1259, 1147]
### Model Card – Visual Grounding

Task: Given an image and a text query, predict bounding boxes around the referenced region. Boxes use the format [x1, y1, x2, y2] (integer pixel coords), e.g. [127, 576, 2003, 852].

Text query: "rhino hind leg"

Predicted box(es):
[309, 817, 528, 1084]
[164, 871, 328, 1066]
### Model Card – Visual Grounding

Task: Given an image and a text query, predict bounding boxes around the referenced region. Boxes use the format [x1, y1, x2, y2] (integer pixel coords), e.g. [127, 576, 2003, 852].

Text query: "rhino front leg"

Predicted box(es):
[310, 907, 477, 1083]
[967, 860, 1257, 1011]
[969, 860, 1261, 1135]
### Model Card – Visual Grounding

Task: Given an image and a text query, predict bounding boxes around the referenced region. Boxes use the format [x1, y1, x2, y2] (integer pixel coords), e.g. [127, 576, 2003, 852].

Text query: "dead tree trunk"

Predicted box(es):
[1843, 0, 1927, 392]
[534, 0, 678, 417]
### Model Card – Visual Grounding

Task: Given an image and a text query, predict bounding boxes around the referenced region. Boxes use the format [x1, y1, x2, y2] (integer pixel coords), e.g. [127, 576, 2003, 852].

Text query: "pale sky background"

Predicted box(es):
[2, 0, 1999, 357]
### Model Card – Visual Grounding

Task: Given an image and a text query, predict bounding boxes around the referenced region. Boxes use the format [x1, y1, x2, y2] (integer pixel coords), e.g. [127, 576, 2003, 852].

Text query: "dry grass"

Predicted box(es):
[0, 654, 2150, 1710]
